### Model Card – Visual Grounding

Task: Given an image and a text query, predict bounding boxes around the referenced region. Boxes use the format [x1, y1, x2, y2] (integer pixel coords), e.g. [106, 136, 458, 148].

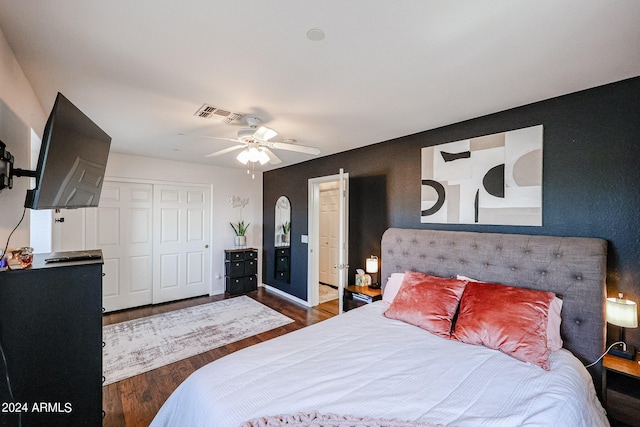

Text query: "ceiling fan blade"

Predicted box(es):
[252, 126, 278, 142]
[269, 141, 320, 155]
[205, 144, 246, 158]
[263, 147, 282, 164]
[198, 136, 243, 143]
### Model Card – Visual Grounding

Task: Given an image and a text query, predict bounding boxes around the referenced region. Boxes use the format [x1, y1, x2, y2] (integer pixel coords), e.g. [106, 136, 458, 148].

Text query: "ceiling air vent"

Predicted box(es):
[194, 104, 243, 124]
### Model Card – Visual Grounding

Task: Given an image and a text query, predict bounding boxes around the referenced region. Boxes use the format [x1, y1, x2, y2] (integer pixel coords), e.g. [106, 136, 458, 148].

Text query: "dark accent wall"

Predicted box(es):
[263, 77, 640, 350]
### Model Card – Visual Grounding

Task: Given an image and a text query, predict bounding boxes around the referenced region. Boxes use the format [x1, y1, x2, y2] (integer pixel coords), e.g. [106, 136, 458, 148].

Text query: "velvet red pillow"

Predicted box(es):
[457, 275, 564, 351]
[383, 271, 468, 338]
[452, 281, 555, 370]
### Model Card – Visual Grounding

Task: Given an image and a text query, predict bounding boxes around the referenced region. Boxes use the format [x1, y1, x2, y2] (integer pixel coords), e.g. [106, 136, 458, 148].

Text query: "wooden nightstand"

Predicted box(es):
[603, 354, 640, 426]
[343, 285, 382, 311]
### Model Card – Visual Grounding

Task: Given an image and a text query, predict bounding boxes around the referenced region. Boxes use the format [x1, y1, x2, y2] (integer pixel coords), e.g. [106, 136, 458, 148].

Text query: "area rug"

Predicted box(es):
[103, 296, 294, 385]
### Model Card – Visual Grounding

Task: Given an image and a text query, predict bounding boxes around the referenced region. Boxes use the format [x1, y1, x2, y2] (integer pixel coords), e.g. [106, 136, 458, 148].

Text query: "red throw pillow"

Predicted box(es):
[384, 271, 468, 338]
[452, 281, 555, 370]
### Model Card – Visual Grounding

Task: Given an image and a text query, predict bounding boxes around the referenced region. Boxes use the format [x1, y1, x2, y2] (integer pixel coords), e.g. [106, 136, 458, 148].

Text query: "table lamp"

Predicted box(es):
[606, 293, 638, 359]
[366, 255, 379, 289]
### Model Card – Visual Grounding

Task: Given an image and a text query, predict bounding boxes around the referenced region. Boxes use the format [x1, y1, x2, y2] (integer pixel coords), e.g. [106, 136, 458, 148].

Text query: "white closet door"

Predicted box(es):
[153, 184, 211, 304]
[86, 181, 154, 312]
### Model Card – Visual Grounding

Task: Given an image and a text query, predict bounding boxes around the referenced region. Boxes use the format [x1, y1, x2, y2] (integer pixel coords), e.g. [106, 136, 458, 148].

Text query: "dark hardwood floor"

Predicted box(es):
[102, 287, 339, 427]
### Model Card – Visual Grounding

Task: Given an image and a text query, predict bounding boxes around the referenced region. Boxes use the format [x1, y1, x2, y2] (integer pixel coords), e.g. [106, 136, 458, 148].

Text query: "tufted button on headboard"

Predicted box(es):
[381, 228, 607, 389]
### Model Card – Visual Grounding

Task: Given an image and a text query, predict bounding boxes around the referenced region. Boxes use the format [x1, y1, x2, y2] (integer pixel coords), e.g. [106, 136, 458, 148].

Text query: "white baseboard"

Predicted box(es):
[261, 283, 311, 307]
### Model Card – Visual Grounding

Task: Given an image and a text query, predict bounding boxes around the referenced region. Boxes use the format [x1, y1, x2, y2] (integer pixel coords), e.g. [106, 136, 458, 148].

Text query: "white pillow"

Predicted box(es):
[547, 296, 564, 351]
[382, 273, 405, 303]
[456, 275, 563, 351]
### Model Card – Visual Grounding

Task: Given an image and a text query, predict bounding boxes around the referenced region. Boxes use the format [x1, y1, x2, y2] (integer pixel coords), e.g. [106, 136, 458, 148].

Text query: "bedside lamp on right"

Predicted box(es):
[606, 293, 638, 359]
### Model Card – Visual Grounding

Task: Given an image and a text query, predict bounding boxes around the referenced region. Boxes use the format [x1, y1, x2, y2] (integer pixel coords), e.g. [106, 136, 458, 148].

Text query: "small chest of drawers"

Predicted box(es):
[224, 248, 258, 295]
[274, 246, 290, 283]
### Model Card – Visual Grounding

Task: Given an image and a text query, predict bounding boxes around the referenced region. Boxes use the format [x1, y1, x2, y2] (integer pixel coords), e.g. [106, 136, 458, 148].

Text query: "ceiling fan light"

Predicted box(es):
[237, 149, 250, 164]
[258, 149, 270, 165]
[247, 146, 261, 162]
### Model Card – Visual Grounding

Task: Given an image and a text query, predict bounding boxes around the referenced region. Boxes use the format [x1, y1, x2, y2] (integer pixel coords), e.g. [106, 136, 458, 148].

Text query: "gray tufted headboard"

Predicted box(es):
[381, 228, 607, 378]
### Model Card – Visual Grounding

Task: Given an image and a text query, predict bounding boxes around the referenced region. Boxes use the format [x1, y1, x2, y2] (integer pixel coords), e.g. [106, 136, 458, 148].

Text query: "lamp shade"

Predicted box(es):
[257, 149, 270, 165]
[236, 149, 250, 164]
[247, 146, 261, 163]
[365, 256, 378, 274]
[606, 296, 638, 328]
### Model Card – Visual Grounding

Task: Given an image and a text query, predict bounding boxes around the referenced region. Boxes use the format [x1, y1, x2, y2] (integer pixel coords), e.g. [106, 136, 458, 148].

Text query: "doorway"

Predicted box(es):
[307, 170, 348, 312]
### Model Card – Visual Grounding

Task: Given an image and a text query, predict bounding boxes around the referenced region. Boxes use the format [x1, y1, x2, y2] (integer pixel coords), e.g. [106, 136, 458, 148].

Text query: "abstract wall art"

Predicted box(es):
[420, 125, 543, 226]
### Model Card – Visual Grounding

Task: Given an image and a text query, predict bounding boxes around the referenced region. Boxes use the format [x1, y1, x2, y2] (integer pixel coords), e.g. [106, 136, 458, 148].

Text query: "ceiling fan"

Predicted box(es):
[204, 117, 320, 165]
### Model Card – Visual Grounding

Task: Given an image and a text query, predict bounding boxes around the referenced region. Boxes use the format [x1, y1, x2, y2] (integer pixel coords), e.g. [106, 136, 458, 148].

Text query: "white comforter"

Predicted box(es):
[151, 301, 609, 427]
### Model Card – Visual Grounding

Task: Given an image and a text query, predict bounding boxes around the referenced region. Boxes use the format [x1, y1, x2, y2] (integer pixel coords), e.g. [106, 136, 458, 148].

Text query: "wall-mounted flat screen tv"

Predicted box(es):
[25, 93, 111, 209]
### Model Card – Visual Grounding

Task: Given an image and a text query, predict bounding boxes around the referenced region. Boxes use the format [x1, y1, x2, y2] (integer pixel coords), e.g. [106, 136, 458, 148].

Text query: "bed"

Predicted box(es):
[151, 228, 610, 427]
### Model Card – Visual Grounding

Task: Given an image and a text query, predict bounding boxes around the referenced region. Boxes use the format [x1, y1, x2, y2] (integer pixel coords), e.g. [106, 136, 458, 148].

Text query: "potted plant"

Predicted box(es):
[230, 221, 250, 247]
[282, 221, 291, 244]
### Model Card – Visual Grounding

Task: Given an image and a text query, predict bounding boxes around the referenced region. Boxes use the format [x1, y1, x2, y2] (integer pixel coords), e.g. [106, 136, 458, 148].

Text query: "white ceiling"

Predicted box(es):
[1, 1, 639, 171]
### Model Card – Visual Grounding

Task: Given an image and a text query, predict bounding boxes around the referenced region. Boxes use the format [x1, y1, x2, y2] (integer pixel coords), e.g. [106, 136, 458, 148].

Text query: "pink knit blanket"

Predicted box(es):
[241, 411, 446, 427]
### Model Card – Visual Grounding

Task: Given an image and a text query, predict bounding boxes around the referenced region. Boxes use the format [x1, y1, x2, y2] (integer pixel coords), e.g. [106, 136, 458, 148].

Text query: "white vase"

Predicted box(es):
[234, 235, 246, 248]
[282, 234, 290, 244]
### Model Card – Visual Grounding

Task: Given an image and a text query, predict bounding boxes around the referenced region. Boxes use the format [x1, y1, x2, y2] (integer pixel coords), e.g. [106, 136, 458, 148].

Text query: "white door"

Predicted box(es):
[153, 184, 211, 304]
[85, 181, 154, 312]
[319, 185, 340, 286]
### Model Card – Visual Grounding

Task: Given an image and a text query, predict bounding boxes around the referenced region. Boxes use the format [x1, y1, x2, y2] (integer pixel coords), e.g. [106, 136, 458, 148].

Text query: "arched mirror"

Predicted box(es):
[275, 196, 291, 247]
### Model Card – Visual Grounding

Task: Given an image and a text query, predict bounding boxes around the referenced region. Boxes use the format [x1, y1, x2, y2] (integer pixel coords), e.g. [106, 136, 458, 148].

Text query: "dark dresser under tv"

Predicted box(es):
[0, 252, 103, 426]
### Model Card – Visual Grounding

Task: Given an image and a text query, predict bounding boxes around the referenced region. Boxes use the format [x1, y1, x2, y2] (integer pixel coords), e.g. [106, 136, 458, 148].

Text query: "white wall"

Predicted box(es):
[104, 152, 263, 294]
[0, 27, 46, 254]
